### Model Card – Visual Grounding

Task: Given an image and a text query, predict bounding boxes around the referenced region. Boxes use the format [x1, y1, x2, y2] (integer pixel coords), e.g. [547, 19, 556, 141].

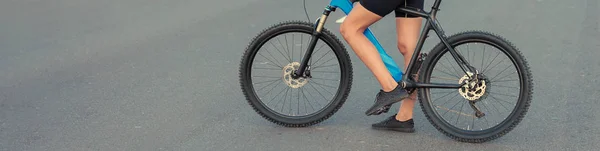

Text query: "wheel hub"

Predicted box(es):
[458, 72, 487, 101]
[283, 62, 308, 88]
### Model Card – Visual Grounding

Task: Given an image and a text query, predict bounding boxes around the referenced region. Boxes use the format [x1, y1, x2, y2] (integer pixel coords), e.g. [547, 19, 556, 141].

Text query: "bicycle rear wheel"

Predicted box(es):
[418, 31, 533, 143]
[239, 21, 353, 127]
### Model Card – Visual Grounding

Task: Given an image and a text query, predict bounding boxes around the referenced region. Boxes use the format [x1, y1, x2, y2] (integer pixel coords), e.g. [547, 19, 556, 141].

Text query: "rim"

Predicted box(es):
[424, 38, 525, 134]
[246, 27, 345, 119]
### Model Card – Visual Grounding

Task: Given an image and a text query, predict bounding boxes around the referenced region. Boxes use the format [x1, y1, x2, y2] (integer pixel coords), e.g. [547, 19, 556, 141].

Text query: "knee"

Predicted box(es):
[339, 22, 365, 39]
[397, 39, 416, 55]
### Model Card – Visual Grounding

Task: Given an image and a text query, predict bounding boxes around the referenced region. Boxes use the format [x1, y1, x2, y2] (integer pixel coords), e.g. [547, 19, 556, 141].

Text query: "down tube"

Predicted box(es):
[329, 0, 404, 81]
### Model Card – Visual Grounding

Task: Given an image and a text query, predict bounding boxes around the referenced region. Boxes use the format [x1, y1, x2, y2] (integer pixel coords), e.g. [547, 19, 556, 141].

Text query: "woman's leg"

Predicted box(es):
[340, 1, 411, 116]
[394, 17, 423, 122]
[371, 0, 424, 133]
[340, 3, 396, 92]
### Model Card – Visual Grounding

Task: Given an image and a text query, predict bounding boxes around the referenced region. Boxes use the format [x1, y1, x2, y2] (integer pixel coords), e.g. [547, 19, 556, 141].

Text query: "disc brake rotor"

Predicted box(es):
[282, 62, 308, 88]
[458, 72, 487, 101]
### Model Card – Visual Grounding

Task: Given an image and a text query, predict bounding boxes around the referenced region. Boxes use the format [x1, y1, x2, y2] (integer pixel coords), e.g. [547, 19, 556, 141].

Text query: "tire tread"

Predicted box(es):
[239, 21, 353, 127]
[418, 30, 533, 143]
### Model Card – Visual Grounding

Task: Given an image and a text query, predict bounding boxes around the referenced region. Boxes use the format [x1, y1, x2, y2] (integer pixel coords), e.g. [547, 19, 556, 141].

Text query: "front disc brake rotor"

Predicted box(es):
[282, 62, 309, 88]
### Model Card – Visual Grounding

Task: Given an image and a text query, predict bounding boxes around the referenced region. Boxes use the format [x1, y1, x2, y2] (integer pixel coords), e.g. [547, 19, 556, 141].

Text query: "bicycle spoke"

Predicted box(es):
[297, 87, 301, 115]
[266, 45, 289, 67]
[253, 78, 281, 85]
[483, 98, 502, 118]
[288, 88, 293, 115]
[255, 79, 280, 92]
[270, 40, 292, 63]
[487, 91, 518, 98]
[482, 51, 501, 73]
[471, 110, 476, 130]
[279, 87, 291, 113]
[432, 90, 457, 103]
[310, 77, 338, 81]
[257, 51, 283, 68]
[481, 45, 486, 71]
[444, 55, 463, 76]
[456, 99, 466, 126]
[308, 81, 329, 101]
[292, 34, 295, 61]
[430, 75, 459, 81]
[466, 44, 470, 64]
[430, 90, 456, 95]
[267, 85, 289, 106]
[301, 88, 309, 114]
[469, 44, 475, 66]
[314, 56, 337, 68]
[310, 81, 337, 89]
[493, 84, 518, 89]
[485, 59, 508, 77]
[482, 112, 492, 129]
[491, 70, 518, 83]
[302, 87, 321, 110]
[282, 34, 291, 61]
[312, 51, 332, 67]
[488, 94, 511, 111]
[436, 59, 458, 75]
[479, 99, 493, 116]
[441, 97, 465, 117]
[309, 82, 334, 96]
[488, 63, 513, 81]
[311, 44, 326, 61]
[312, 63, 338, 70]
[253, 67, 282, 71]
[433, 68, 460, 79]
[438, 93, 460, 108]
[252, 75, 281, 79]
[300, 34, 304, 62]
[310, 70, 339, 74]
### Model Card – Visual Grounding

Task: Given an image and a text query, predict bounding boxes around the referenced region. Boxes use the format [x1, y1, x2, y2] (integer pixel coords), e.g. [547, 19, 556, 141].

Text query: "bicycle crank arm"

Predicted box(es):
[469, 101, 485, 118]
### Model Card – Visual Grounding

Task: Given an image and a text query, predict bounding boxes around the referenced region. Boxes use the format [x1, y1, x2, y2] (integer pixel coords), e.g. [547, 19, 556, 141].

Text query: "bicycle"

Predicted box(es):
[239, 0, 533, 143]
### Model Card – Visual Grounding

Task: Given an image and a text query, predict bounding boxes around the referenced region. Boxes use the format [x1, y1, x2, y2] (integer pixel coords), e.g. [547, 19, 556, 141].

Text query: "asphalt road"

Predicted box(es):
[1, 0, 598, 150]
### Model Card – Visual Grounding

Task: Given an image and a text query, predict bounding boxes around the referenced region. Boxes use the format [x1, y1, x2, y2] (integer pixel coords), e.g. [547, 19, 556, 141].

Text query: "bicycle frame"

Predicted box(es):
[295, 0, 471, 89]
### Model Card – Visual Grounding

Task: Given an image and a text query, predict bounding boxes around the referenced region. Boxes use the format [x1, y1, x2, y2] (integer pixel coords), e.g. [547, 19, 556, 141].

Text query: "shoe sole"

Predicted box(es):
[372, 126, 416, 133]
[364, 94, 409, 116]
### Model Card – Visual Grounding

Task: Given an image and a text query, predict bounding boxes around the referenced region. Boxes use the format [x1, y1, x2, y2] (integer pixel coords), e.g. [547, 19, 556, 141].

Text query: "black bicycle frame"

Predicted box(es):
[295, 0, 473, 89]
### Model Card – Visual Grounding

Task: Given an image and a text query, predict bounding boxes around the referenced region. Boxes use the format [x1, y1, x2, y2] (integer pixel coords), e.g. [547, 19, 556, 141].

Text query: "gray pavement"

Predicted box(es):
[0, 0, 598, 150]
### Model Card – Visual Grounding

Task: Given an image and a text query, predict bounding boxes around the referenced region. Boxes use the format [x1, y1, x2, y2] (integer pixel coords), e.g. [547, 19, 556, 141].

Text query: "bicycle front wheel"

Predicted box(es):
[239, 21, 353, 127]
[418, 31, 533, 143]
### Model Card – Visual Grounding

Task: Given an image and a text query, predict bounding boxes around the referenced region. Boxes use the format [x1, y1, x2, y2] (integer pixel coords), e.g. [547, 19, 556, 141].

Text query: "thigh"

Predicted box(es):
[359, 0, 404, 17]
[394, 0, 425, 18]
[395, 0, 424, 43]
[395, 17, 422, 43]
[341, 2, 384, 31]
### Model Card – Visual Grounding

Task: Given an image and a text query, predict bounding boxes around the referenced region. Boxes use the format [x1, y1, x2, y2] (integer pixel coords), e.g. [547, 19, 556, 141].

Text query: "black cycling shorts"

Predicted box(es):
[359, 0, 424, 18]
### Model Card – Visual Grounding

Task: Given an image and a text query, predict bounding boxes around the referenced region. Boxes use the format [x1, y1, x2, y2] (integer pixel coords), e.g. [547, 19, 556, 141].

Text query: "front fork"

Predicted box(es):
[293, 6, 335, 79]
